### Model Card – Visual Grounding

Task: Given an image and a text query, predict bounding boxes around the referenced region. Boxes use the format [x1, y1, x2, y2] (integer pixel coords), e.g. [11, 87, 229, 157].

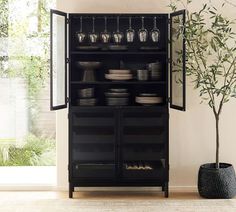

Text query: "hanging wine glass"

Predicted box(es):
[138, 16, 148, 42]
[89, 17, 98, 43]
[113, 16, 123, 44]
[150, 16, 160, 43]
[100, 16, 111, 43]
[126, 17, 135, 43]
[76, 16, 86, 43]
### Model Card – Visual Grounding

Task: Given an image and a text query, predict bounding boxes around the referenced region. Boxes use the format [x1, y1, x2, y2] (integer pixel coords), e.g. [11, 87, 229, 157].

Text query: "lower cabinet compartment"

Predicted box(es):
[73, 163, 115, 178]
[69, 107, 169, 197]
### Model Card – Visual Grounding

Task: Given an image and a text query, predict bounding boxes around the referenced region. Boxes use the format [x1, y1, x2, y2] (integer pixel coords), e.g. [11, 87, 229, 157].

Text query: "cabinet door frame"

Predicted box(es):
[170, 9, 186, 111]
[50, 9, 68, 110]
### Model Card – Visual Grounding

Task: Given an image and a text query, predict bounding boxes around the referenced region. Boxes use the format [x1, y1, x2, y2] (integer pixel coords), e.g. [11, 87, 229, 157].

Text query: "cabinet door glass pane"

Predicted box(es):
[170, 10, 186, 111]
[50, 10, 67, 110]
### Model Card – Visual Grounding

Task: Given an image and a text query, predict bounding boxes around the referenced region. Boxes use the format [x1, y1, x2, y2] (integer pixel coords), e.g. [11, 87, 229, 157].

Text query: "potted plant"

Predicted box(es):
[169, 0, 236, 198]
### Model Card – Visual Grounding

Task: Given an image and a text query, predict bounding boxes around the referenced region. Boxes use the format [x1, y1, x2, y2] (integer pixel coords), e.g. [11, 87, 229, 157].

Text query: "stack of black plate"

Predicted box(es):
[77, 88, 97, 106]
[105, 88, 130, 106]
[148, 62, 162, 80]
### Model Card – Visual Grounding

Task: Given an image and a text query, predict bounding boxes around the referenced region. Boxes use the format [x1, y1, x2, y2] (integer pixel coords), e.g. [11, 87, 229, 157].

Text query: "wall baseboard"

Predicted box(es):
[0, 184, 57, 191]
[169, 186, 197, 192]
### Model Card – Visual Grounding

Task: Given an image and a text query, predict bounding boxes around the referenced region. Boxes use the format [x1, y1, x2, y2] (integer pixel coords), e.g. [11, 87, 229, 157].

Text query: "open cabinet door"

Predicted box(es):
[50, 9, 67, 110]
[170, 10, 186, 111]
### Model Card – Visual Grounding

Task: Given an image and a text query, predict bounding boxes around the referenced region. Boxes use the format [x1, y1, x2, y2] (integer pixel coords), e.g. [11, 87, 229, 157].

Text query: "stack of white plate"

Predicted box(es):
[136, 93, 163, 106]
[105, 69, 133, 81]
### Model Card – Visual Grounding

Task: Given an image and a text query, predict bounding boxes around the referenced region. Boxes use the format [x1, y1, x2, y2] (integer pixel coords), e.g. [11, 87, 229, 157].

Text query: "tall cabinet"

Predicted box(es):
[50, 10, 186, 198]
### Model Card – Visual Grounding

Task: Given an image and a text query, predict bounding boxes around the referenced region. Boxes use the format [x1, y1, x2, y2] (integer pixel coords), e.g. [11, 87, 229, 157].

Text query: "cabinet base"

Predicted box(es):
[68, 182, 169, 198]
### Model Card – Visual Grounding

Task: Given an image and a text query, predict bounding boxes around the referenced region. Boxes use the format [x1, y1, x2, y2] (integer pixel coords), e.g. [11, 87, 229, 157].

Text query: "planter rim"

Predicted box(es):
[200, 163, 233, 170]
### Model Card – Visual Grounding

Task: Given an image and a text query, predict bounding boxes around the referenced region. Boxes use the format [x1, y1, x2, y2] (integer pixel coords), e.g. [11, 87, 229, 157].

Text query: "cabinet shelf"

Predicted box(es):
[70, 105, 167, 110]
[70, 81, 166, 85]
[70, 51, 167, 55]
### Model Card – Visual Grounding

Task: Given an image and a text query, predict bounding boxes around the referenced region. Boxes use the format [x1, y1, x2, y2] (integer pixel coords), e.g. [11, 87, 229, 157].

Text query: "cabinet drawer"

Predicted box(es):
[73, 116, 114, 127]
[123, 135, 165, 144]
[72, 150, 114, 161]
[123, 152, 164, 161]
[73, 133, 114, 143]
[122, 109, 167, 128]
[73, 163, 115, 178]
[123, 117, 164, 127]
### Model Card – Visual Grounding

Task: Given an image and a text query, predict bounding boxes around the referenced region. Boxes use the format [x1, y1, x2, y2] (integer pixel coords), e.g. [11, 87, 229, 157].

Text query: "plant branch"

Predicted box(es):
[224, 0, 236, 7]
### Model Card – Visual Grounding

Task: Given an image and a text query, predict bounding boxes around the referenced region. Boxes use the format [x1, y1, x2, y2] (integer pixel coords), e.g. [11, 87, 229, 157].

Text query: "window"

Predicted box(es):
[0, 0, 56, 171]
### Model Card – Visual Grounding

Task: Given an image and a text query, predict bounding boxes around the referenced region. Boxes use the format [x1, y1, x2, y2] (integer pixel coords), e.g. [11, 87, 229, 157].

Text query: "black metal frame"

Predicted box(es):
[50, 9, 68, 110]
[170, 10, 186, 111]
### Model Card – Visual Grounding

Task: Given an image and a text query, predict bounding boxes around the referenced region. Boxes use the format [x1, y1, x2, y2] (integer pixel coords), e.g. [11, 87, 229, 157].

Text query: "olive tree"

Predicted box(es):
[169, 0, 236, 168]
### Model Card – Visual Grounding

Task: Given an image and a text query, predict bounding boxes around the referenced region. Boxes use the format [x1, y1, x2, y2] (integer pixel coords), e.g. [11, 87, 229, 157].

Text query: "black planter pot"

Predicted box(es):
[198, 163, 236, 199]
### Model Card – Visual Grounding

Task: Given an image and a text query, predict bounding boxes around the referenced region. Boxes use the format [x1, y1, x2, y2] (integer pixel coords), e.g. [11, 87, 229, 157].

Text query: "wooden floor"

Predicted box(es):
[1, 191, 236, 212]
[0, 191, 202, 200]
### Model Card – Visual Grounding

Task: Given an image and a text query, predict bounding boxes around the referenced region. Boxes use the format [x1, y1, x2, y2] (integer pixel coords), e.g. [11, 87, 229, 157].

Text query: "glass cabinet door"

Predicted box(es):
[50, 9, 67, 110]
[170, 10, 186, 111]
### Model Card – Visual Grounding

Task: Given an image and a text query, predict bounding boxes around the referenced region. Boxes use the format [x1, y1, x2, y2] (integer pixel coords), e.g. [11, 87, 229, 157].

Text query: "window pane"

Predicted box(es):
[52, 13, 66, 108]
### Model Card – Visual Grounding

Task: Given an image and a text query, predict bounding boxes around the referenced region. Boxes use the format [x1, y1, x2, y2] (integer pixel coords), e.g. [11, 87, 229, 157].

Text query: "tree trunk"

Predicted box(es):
[37, 0, 43, 32]
[215, 115, 220, 169]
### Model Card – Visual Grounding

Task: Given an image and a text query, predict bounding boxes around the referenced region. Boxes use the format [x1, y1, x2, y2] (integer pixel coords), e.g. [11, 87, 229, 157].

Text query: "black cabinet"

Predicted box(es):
[50, 10, 186, 198]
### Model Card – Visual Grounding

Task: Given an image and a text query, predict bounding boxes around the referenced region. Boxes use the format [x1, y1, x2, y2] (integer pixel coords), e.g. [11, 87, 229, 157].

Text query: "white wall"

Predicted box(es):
[56, 0, 236, 190]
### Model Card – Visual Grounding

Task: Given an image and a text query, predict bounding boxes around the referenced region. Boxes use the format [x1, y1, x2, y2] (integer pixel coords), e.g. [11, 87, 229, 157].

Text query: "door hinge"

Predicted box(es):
[167, 97, 170, 103]
[67, 97, 70, 103]
[67, 18, 70, 24]
[167, 58, 171, 63]
[168, 18, 171, 24]
[66, 58, 70, 63]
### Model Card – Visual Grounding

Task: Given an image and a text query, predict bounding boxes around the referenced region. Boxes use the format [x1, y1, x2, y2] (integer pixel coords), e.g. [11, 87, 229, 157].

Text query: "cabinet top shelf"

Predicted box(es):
[70, 81, 166, 85]
[70, 51, 167, 55]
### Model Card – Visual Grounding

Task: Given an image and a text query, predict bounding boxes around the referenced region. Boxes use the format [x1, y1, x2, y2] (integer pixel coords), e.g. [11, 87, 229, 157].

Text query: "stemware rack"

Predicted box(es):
[72, 14, 165, 50]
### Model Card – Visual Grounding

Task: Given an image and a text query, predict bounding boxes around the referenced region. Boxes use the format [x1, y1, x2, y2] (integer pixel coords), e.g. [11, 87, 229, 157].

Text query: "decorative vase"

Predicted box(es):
[76, 62, 101, 82]
[198, 163, 236, 199]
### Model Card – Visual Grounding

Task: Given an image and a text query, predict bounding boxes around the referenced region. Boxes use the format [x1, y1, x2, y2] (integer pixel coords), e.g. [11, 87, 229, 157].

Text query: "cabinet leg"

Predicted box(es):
[164, 182, 169, 198]
[69, 183, 73, 198]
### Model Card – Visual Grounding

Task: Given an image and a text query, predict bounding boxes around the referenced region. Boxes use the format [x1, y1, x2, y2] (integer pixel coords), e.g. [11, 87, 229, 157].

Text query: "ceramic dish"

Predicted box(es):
[139, 93, 157, 97]
[105, 73, 133, 81]
[109, 69, 131, 74]
[109, 88, 128, 93]
[105, 92, 130, 97]
[136, 96, 163, 105]
[77, 98, 97, 106]
[78, 88, 94, 98]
